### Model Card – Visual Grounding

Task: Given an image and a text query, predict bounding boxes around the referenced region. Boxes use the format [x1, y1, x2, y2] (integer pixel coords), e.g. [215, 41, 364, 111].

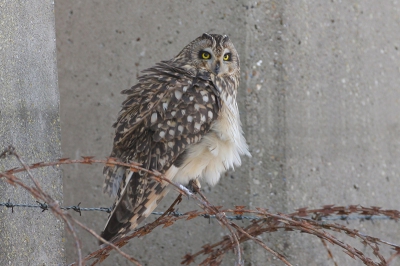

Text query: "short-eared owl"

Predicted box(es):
[101, 33, 251, 242]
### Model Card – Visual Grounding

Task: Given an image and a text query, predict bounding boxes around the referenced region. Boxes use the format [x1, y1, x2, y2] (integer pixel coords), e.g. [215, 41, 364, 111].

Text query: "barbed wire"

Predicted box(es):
[2, 148, 400, 266]
[0, 200, 396, 222]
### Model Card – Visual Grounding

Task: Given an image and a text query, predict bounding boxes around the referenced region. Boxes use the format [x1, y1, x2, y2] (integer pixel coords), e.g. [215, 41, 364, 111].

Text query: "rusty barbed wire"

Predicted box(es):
[0, 200, 398, 222]
[2, 146, 400, 266]
[0, 146, 143, 266]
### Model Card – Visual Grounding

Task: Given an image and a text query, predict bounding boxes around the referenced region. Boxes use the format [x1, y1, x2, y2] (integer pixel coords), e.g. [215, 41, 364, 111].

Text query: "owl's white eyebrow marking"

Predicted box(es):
[201, 47, 214, 56]
[223, 48, 231, 54]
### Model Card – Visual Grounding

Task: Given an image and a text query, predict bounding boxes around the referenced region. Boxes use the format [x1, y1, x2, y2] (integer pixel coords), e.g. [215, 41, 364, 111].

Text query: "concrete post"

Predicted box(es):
[56, 1, 400, 265]
[0, 1, 64, 265]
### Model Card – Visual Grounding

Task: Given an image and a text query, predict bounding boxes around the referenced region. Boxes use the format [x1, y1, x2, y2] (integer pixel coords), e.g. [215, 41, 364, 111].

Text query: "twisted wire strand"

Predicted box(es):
[0, 201, 395, 221]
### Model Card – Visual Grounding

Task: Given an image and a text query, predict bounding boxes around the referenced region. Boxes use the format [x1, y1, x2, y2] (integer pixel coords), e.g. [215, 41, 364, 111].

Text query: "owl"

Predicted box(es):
[100, 33, 251, 243]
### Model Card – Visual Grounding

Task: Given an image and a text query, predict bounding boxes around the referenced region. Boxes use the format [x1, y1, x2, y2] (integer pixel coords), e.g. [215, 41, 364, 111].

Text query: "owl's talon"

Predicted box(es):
[187, 179, 201, 193]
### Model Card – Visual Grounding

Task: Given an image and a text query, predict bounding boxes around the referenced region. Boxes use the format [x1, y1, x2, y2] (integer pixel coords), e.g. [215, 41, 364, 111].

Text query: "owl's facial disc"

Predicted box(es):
[199, 47, 234, 76]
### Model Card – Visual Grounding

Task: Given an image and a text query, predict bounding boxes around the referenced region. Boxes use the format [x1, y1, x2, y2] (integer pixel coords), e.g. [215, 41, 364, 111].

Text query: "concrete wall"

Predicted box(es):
[0, 1, 64, 265]
[56, 1, 400, 265]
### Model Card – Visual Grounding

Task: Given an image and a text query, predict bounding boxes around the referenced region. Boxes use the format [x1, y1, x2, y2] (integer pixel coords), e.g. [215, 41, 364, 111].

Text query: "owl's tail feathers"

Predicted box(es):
[99, 171, 172, 245]
[99, 205, 130, 244]
[100, 169, 140, 244]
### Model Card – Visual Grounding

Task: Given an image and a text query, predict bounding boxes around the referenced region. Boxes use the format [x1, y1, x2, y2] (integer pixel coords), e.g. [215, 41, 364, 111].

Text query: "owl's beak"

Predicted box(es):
[213, 61, 220, 75]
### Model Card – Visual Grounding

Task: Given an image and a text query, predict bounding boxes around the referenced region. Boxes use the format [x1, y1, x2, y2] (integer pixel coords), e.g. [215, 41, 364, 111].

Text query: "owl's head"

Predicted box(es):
[175, 33, 240, 77]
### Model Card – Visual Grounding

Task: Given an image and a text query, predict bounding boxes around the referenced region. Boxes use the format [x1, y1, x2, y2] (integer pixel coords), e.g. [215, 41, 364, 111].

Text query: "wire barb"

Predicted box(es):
[5, 199, 14, 213]
[71, 202, 82, 216]
[0, 145, 15, 159]
[36, 201, 49, 212]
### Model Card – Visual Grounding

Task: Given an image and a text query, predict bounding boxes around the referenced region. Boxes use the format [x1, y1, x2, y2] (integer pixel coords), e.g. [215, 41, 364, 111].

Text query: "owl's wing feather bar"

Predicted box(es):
[101, 63, 221, 242]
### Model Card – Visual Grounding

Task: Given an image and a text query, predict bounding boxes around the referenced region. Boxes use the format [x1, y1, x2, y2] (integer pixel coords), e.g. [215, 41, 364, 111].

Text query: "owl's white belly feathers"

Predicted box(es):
[172, 100, 250, 186]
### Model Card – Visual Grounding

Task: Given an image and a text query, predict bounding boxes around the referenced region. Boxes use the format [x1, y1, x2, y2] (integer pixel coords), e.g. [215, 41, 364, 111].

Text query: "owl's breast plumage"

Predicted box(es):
[172, 94, 251, 186]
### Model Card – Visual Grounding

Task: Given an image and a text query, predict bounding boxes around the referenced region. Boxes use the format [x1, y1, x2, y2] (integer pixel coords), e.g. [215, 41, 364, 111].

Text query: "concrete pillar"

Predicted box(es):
[56, 1, 400, 265]
[0, 1, 64, 265]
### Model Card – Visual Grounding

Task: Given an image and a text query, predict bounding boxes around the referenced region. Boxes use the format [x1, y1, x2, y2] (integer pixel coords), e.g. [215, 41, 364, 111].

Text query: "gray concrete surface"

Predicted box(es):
[56, 1, 400, 265]
[0, 1, 64, 265]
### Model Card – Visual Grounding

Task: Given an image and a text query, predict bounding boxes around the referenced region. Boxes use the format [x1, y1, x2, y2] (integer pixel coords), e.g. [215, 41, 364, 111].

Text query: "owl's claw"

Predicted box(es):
[186, 179, 201, 194]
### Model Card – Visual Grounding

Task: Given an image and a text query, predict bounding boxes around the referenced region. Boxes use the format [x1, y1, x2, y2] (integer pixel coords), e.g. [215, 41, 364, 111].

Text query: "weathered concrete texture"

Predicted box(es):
[245, 1, 400, 265]
[56, 0, 400, 265]
[0, 0, 64, 265]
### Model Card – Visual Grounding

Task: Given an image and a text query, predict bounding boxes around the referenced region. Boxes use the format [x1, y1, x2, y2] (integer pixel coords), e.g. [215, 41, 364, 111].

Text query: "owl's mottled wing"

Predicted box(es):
[100, 62, 220, 242]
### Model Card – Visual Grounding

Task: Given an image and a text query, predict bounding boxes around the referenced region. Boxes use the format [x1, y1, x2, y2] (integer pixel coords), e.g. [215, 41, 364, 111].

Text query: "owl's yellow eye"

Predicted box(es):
[200, 51, 211, 60]
[223, 53, 231, 61]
